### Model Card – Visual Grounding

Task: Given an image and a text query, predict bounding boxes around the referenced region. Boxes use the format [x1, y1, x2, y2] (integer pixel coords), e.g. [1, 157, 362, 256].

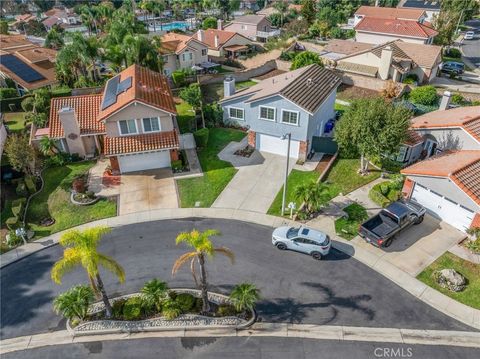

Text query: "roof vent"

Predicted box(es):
[306, 78, 313, 86]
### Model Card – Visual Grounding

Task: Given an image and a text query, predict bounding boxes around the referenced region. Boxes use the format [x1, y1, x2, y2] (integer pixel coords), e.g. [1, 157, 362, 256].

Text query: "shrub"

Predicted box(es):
[53, 285, 95, 321]
[175, 293, 196, 312]
[369, 184, 390, 208]
[112, 298, 127, 318]
[171, 159, 183, 171]
[193, 128, 209, 148]
[202, 16, 217, 30]
[380, 183, 390, 196]
[387, 189, 401, 202]
[451, 93, 467, 105]
[229, 283, 260, 312]
[402, 74, 418, 85]
[203, 103, 224, 128]
[172, 71, 186, 87]
[7, 230, 23, 247]
[16, 181, 28, 197]
[162, 299, 182, 320]
[122, 296, 144, 321]
[409, 86, 438, 106]
[141, 279, 169, 313]
[5, 217, 19, 230]
[217, 303, 236, 316]
[21, 96, 35, 112]
[24, 176, 36, 193]
[444, 48, 461, 58]
[0, 88, 18, 100]
[11, 198, 26, 218]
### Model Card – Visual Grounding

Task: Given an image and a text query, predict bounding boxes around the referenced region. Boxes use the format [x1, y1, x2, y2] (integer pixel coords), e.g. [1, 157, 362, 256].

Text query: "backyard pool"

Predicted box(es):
[149, 21, 189, 32]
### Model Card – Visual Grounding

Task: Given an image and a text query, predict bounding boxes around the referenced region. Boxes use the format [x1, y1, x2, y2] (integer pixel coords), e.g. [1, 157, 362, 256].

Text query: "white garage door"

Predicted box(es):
[118, 151, 171, 173]
[257, 134, 300, 158]
[411, 183, 474, 232]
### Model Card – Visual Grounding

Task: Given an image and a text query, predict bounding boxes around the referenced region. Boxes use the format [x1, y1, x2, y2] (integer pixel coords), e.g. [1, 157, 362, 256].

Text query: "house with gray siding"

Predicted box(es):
[219, 64, 341, 161]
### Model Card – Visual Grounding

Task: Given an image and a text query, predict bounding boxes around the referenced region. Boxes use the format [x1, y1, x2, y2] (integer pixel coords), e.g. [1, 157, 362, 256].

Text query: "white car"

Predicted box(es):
[271, 226, 331, 260]
[464, 31, 475, 40]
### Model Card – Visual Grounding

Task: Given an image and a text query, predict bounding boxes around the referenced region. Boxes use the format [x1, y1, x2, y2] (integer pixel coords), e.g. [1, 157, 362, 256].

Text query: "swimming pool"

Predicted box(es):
[149, 21, 189, 32]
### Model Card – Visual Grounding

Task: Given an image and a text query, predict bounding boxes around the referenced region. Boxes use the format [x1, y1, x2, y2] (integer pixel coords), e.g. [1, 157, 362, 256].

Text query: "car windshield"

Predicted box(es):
[286, 227, 300, 239]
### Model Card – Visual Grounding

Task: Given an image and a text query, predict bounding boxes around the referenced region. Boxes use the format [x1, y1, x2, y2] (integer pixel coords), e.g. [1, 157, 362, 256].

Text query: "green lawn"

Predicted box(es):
[3, 112, 26, 133]
[176, 128, 246, 208]
[417, 252, 480, 309]
[267, 170, 320, 216]
[176, 101, 196, 133]
[27, 161, 117, 237]
[334, 203, 368, 240]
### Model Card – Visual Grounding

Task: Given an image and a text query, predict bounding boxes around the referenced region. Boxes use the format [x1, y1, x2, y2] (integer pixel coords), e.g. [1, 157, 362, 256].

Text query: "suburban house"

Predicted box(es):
[351, 5, 427, 27]
[159, 32, 209, 76]
[330, 39, 442, 84]
[219, 64, 341, 161]
[194, 25, 255, 59]
[397, 0, 441, 23]
[41, 5, 82, 31]
[37, 64, 180, 174]
[0, 35, 57, 94]
[401, 150, 480, 232]
[224, 14, 279, 42]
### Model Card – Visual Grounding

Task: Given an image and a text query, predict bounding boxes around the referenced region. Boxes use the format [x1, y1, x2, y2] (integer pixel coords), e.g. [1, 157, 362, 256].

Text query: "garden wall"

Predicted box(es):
[198, 60, 277, 85]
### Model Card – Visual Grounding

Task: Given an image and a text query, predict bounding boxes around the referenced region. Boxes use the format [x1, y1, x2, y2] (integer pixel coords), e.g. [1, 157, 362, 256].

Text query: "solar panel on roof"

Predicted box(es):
[117, 77, 132, 94]
[0, 54, 45, 83]
[101, 75, 120, 110]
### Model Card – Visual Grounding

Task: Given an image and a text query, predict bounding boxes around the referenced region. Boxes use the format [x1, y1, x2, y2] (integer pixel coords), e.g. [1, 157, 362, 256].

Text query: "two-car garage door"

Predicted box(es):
[118, 150, 171, 173]
[257, 133, 300, 158]
[411, 183, 475, 232]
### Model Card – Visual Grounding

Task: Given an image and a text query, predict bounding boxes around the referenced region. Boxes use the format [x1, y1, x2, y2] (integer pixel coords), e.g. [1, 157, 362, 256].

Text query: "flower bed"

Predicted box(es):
[67, 288, 256, 336]
[234, 145, 255, 158]
[70, 192, 99, 206]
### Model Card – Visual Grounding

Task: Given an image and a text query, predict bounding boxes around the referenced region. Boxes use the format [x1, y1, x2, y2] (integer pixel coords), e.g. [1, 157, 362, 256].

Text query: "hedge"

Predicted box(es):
[409, 86, 438, 106]
[172, 71, 186, 87]
[369, 181, 402, 208]
[369, 186, 390, 208]
[0, 95, 31, 112]
[193, 128, 209, 148]
[0, 88, 18, 100]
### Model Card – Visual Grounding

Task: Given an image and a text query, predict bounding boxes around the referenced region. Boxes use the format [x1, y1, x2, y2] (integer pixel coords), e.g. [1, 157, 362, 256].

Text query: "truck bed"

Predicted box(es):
[361, 213, 398, 239]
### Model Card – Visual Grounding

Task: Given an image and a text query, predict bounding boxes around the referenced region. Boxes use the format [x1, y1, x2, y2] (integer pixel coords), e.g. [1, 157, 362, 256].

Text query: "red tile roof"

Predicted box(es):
[355, 5, 425, 20]
[401, 150, 480, 206]
[97, 64, 176, 122]
[410, 106, 480, 142]
[355, 17, 438, 39]
[104, 131, 179, 156]
[404, 130, 424, 146]
[195, 29, 237, 50]
[160, 32, 192, 54]
[49, 95, 104, 138]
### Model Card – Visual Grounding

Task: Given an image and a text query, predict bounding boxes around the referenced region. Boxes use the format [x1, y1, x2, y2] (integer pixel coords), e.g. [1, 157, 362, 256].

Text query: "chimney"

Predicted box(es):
[439, 91, 452, 110]
[214, 34, 219, 48]
[217, 19, 223, 30]
[197, 29, 204, 42]
[224, 76, 235, 97]
[59, 106, 86, 157]
[379, 46, 393, 80]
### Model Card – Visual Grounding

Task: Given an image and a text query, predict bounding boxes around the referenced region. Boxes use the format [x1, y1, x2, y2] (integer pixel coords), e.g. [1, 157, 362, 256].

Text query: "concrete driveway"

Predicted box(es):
[119, 168, 178, 215]
[351, 215, 466, 276]
[212, 151, 293, 213]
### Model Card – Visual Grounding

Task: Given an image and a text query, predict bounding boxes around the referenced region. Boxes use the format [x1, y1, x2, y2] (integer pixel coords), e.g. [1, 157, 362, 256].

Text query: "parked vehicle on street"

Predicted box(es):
[464, 31, 475, 40]
[272, 226, 331, 260]
[441, 61, 465, 75]
[358, 201, 426, 248]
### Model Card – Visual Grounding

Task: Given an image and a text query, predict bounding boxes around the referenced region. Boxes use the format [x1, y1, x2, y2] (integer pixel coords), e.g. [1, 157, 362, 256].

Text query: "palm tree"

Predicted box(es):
[229, 283, 260, 313]
[51, 226, 125, 319]
[141, 279, 169, 312]
[39, 136, 59, 156]
[172, 229, 234, 313]
[53, 285, 95, 321]
[294, 181, 330, 214]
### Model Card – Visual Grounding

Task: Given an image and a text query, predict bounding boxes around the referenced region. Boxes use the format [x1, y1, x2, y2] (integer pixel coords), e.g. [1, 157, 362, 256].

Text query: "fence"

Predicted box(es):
[198, 60, 278, 85]
[337, 71, 407, 93]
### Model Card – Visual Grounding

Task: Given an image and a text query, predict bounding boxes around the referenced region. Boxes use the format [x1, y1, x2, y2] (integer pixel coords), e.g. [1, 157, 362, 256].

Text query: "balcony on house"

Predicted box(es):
[256, 29, 281, 39]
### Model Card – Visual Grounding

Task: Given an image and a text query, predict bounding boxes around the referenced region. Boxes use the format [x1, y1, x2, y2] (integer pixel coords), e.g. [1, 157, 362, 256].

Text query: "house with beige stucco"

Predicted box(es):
[224, 14, 279, 42]
[36, 64, 180, 174]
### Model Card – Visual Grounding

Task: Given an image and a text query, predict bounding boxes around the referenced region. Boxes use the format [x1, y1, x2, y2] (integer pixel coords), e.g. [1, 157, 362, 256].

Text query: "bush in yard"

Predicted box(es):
[369, 180, 403, 207]
[24, 176, 37, 193]
[5, 217, 19, 231]
[451, 93, 467, 105]
[16, 181, 29, 197]
[21, 96, 35, 112]
[217, 303, 237, 316]
[290, 51, 323, 70]
[162, 299, 182, 320]
[11, 198, 26, 219]
[444, 48, 461, 58]
[171, 159, 183, 171]
[229, 283, 260, 313]
[0, 88, 18, 100]
[409, 86, 438, 106]
[141, 279, 169, 313]
[7, 230, 23, 247]
[112, 298, 127, 318]
[172, 71, 186, 87]
[369, 186, 390, 208]
[193, 128, 209, 148]
[175, 293, 196, 312]
[402, 74, 418, 85]
[202, 16, 217, 30]
[53, 285, 95, 322]
[203, 103, 223, 128]
[122, 296, 144, 320]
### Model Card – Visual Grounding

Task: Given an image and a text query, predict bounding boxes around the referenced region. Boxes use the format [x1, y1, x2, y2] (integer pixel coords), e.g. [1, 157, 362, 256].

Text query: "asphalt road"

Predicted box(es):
[3, 337, 479, 359]
[462, 20, 480, 68]
[0, 218, 474, 341]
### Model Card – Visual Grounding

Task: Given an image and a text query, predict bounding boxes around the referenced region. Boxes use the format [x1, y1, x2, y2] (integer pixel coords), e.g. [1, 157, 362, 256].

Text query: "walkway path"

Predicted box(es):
[1, 208, 479, 331]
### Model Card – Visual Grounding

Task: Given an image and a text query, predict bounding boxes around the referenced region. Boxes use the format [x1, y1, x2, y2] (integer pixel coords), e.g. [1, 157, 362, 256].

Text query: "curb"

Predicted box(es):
[1, 208, 479, 330]
[1, 323, 480, 355]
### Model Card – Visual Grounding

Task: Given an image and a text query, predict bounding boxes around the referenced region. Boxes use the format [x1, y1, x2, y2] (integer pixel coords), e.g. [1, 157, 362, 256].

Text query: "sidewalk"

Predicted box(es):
[1, 208, 479, 330]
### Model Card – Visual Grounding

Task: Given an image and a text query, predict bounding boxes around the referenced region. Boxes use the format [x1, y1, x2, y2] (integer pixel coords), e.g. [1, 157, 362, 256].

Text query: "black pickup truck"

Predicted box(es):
[358, 200, 426, 248]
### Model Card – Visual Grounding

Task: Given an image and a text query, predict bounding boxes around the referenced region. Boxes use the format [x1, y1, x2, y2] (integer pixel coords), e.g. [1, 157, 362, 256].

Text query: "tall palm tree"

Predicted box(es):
[51, 226, 125, 319]
[172, 229, 234, 313]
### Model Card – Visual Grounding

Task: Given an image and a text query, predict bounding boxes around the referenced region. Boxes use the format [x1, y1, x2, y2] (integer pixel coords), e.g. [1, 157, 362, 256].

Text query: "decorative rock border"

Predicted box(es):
[70, 192, 100, 206]
[67, 288, 256, 336]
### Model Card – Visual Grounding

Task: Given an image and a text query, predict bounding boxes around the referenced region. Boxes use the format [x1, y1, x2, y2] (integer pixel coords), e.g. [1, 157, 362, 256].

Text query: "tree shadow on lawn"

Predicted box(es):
[255, 282, 374, 325]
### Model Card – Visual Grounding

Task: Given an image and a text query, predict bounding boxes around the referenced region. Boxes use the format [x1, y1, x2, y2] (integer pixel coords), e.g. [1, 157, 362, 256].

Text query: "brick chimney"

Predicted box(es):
[59, 106, 86, 157]
[379, 46, 393, 80]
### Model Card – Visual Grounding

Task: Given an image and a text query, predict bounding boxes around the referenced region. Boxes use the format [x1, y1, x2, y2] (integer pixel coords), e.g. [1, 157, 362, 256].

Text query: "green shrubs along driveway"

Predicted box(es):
[176, 128, 246, 208]
[334, 203, 368, 240]
[417, 252, 480, 310]
[27, 161, 117, 237]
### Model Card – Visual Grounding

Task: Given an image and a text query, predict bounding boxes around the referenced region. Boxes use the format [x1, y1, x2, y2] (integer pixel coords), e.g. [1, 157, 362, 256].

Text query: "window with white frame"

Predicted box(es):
[229, 107, 244, 120]
[202, 49, 207, 56]
[259, 106, 275, 121]
[142, 117, 161, 132]
[119, 119, 137, 135]
[281, 110, 299, 125]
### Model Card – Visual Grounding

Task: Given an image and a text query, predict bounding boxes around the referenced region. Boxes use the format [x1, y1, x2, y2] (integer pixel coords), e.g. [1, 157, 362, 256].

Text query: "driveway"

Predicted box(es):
[212, 151, 293, 213]
[119, 168, 178, 215]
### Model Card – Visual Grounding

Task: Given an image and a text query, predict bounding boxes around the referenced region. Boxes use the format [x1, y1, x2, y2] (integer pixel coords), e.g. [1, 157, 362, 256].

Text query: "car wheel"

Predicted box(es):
[414, 215, 424, 225]
[276, 243, 287, 250]
[384, 238, 393, 248]
[311, 251, 322, 260]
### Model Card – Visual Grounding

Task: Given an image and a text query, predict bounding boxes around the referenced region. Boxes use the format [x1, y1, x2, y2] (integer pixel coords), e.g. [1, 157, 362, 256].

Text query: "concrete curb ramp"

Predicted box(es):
[1, 208, 479, 331]
[1, 323, 480, 354]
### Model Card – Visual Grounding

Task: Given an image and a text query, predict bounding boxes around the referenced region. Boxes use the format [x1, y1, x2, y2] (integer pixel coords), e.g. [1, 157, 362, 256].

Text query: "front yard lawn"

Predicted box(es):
[3, 112, 27, 133]
[267, 170, 320, 216]
[176, 128, 246, 208]
[417, 252, 480, 309]
[334, 203, 368, 240]
[27, 161, 117, 237]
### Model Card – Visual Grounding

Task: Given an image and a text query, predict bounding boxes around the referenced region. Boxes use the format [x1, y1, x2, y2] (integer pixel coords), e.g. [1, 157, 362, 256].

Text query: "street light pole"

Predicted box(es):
[281, 133, 291, 216]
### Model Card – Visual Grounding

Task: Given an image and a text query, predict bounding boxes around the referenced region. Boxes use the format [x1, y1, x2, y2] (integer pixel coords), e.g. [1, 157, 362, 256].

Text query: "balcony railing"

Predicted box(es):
[256, 29, 281, 38]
